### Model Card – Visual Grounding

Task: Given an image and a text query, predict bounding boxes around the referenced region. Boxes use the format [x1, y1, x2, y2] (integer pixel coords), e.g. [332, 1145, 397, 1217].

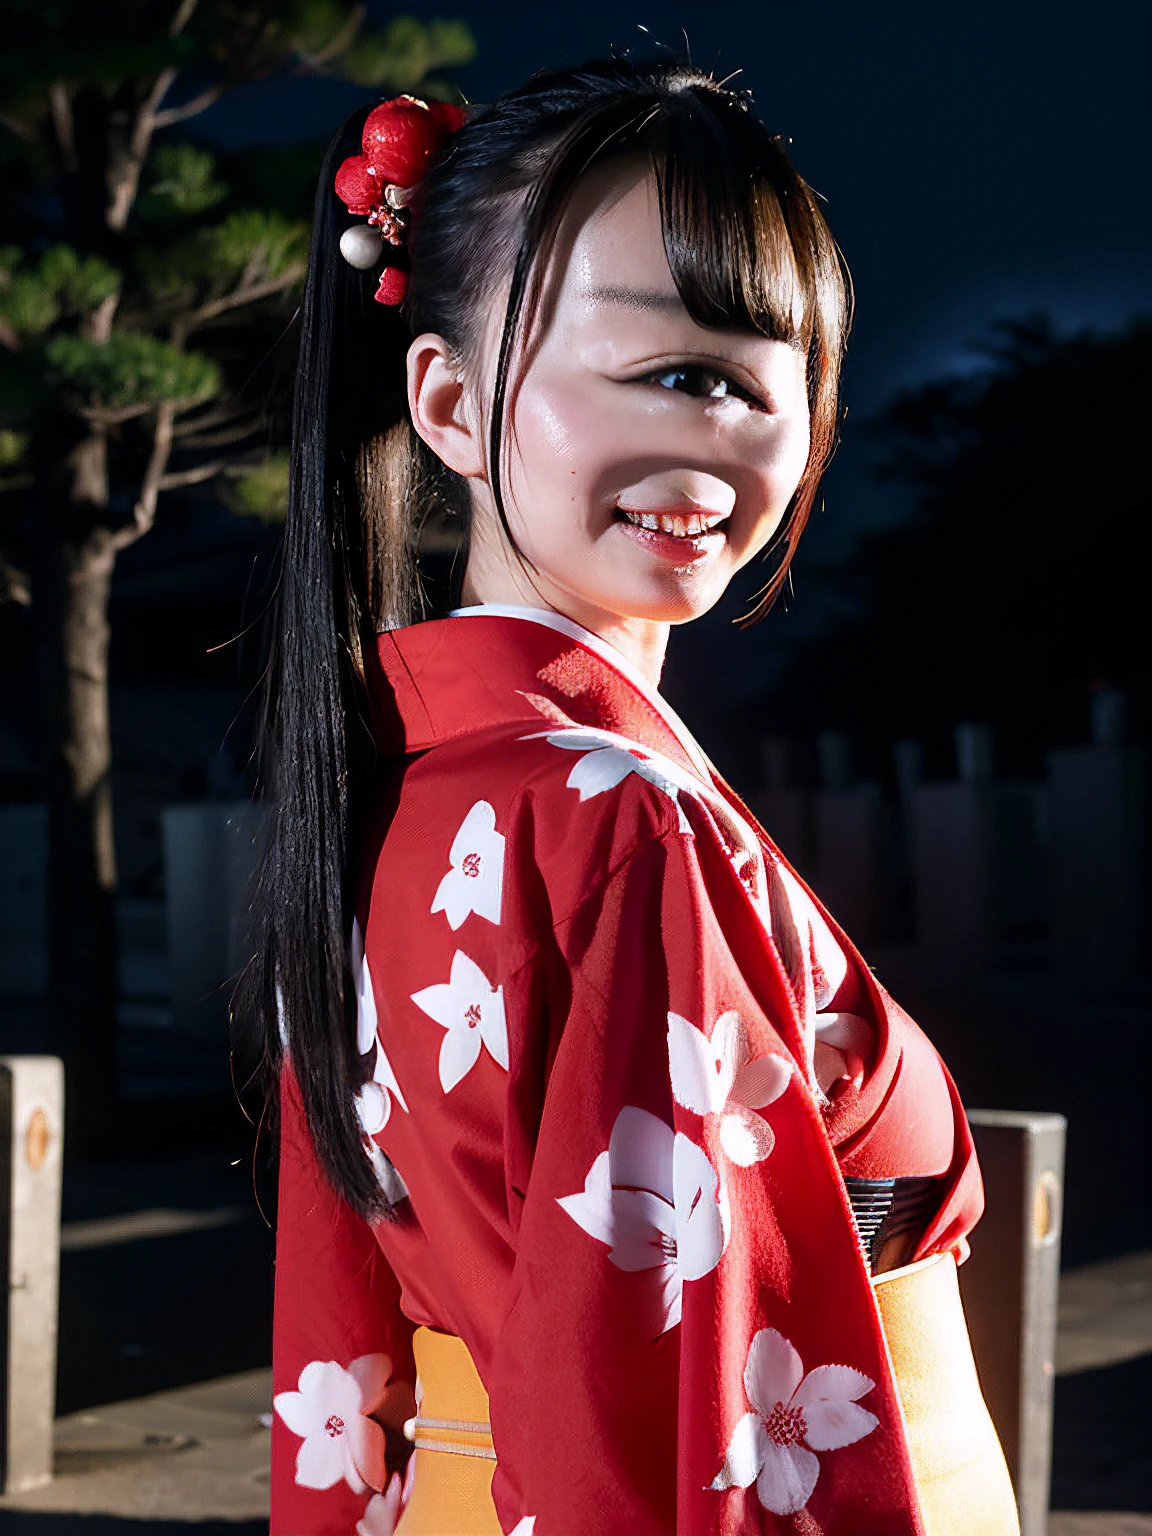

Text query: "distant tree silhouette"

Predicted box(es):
[762, 314, 1151, 771]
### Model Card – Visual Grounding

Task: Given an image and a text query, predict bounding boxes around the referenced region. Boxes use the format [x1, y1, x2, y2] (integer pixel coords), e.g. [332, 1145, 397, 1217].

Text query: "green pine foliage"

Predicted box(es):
[0, 0, 474, 563]
[45, 331, 219, 408]
[227, 451, 290, 522]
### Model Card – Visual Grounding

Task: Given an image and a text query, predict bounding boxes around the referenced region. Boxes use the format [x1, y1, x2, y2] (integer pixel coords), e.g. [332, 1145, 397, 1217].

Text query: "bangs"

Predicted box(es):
[647, 98, 811, 348]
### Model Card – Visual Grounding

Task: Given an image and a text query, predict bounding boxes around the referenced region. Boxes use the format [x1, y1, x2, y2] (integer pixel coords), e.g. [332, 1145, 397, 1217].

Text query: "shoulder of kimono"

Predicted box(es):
[391, 723, 691, 920]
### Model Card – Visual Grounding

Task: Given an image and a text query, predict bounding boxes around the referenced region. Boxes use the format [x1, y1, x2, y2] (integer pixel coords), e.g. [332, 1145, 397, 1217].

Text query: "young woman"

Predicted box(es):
[247, 56, 1020, 1536]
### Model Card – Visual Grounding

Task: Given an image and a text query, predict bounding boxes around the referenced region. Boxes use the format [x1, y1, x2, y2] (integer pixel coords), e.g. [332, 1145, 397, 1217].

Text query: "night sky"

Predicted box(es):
[201, 0, 1150, 413]
[194, 1, 1150, 720]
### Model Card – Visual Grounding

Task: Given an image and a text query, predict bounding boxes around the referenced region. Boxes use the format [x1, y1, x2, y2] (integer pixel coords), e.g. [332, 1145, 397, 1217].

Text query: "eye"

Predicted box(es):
[641, 363, 765, 410]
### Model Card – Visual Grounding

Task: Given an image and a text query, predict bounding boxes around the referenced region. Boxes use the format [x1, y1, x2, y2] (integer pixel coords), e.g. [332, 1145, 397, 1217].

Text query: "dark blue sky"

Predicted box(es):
[202, 0, 1150, 411]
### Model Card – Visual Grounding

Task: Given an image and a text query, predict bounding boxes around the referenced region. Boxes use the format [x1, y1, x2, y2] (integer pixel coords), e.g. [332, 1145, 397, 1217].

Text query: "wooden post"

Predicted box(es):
[960, 1109, 1066, 1536]
[0, 1055, 65, 1493]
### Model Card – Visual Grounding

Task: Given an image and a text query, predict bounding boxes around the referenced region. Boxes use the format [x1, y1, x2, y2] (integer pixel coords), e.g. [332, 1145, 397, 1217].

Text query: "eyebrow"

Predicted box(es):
[585, 284, 686, 313]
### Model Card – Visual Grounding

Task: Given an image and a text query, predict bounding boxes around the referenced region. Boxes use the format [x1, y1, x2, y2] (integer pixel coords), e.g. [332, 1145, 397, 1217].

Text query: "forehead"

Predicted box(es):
[549, 155, 678, 309]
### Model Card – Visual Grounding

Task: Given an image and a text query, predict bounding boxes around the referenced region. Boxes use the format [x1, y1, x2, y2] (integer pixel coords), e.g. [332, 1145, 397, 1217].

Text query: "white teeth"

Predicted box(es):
[620, 508, 728, 536]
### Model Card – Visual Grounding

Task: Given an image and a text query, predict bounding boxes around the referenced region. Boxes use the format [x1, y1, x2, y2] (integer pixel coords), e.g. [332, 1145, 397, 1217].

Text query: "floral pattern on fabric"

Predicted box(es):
[557, 1105, 727, 1333]
[411, 949, 509, 1091]
[527, 725, 694, 833]
[769, 861, 873, 1094]
[355, 1474, 404, 1536]
[273, 1353, 391, 1494]
[711, 1328, 879, 1515]
[431, 799, 506, 930]
[667, 1008, 793, 1166]
[351, 918, 408, 1134]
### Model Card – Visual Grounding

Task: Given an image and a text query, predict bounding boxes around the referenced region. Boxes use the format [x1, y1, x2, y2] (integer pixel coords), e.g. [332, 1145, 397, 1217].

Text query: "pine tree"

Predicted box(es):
[0, 0, 474, 1141]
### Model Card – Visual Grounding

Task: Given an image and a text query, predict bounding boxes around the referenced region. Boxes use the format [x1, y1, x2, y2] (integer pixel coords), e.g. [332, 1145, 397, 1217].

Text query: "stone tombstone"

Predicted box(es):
[748, 736, 814, 874]
[911, 724, 999, 971]
[0, 1055, 64, 1494]
[811, 733, 897, 944]
[961, 1110, 1066, 1536]
[1047, 690, 1147, 980]
[161, 801, 264, 1037]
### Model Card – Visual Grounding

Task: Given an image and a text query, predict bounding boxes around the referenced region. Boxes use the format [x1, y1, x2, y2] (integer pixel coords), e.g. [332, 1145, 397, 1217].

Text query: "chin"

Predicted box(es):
[605, 577, 729, 626]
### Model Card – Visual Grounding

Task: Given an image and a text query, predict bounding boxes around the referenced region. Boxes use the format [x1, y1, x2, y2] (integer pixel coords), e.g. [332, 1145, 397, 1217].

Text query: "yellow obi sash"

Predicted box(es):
[397, 1253, 1020, 1535]
[395, 1326, 500, 1536]
[872, 1250, 1020, 1535]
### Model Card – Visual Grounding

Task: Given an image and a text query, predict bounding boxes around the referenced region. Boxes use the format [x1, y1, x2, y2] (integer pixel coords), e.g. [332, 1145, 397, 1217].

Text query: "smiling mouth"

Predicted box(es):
[616, 508, 729, 538]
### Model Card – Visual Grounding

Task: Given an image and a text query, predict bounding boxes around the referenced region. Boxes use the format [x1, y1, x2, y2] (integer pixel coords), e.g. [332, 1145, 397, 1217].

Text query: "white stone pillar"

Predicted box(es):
[0, 1055, 64, 1494]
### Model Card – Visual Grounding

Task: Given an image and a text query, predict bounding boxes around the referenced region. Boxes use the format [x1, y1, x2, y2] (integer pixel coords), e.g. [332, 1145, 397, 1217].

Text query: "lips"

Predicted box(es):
[616, 508, 729, 538]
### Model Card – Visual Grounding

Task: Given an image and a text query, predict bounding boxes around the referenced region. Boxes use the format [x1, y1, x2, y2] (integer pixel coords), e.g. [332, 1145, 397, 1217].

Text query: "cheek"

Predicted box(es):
[506, 376, 622, 504]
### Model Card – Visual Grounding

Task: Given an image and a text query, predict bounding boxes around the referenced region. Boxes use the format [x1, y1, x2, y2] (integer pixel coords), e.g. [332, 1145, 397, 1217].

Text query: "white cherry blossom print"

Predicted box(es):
[273, 1353, 391, 1494]
[527, 726, 694, 833]
[350, 918, 407, 1134]
[356, 1473, 404, 1536]
[411, 950, 509, 1092]
[711, 1327, 879, 1516]
[431, 800, 505, 930]
[667, 1009, 792, 1166]
[507, 1520, 536, 1535]
[557, 1105, 727, 1333]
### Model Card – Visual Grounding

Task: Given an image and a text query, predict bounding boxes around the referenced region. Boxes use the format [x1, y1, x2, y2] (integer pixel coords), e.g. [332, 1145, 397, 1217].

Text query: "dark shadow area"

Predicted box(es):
[56, 1144, 273, 1417]
[1050, 1355, 1152, 1511]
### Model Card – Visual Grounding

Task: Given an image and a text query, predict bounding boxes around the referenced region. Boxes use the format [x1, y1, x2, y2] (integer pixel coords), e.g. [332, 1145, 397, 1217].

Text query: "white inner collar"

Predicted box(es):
[448, 602, 714, 782]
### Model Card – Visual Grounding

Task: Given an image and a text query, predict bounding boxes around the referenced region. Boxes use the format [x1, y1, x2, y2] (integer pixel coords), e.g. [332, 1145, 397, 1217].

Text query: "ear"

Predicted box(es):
[406, 332, 485, 480]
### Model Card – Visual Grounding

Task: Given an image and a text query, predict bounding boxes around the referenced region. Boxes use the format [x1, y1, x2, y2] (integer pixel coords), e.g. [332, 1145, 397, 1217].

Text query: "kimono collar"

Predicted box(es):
[373, 603, 713, 781]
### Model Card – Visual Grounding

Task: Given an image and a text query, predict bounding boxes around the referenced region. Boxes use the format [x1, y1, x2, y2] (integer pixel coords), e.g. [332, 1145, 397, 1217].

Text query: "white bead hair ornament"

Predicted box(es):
[339, 224, 385, 270]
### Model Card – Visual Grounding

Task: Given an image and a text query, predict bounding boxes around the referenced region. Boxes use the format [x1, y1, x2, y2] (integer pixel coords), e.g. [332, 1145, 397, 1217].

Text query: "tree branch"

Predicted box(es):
[176, 420, 262, 451]
[152, 84, 226, 130]
[112, 400, 175, 552]
[83, 292, 120, 346]
[157, 459, 228, 490]
[170, 402, 250, 438]
[48, 80, 78, 172]
[81, 403, 155, 427]
[298, 4, 366, 68]
[0, 111, 36, 144]
[106, 64, 178, 232]
[1, 557, 32, 606]
[182, 269, 305, 331]
[170, 0, 200, 36]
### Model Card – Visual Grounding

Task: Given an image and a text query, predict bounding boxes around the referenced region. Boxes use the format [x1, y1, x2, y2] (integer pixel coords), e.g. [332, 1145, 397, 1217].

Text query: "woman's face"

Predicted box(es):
[418, 155, 813, 656]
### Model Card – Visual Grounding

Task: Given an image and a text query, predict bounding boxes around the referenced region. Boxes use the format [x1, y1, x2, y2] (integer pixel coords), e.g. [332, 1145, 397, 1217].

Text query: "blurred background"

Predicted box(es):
[0, 0, 1148, 1530]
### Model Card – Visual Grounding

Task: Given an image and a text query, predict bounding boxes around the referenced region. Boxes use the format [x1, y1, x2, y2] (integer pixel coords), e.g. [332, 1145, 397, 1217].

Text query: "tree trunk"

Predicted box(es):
[35, 435, 119, 1148]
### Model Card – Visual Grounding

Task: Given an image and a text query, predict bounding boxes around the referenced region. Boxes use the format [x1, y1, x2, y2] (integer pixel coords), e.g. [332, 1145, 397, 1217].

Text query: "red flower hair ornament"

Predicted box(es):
[335, 94, 468, 306]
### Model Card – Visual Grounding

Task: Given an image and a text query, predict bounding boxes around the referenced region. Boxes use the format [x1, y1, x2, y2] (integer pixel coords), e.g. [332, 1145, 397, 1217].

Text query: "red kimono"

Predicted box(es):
[271, 605, 982, 1536]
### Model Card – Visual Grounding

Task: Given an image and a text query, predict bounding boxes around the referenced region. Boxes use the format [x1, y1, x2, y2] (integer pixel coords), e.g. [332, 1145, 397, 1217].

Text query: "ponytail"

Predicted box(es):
[236, 108, 426, 1218]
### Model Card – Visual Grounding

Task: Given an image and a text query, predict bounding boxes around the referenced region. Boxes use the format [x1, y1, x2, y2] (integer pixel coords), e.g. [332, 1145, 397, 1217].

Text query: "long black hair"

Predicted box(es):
[235, 55, 853, 1220]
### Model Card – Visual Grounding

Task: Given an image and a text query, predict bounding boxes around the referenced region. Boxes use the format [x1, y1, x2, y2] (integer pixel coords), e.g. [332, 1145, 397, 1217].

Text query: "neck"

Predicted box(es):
[460, 547, 669, 689]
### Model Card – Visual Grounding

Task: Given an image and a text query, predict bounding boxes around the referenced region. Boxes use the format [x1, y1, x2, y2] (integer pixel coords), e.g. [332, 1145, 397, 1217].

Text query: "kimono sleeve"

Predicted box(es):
[271, 1065, 416, 1536]
[485, 809, 920, 1536]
